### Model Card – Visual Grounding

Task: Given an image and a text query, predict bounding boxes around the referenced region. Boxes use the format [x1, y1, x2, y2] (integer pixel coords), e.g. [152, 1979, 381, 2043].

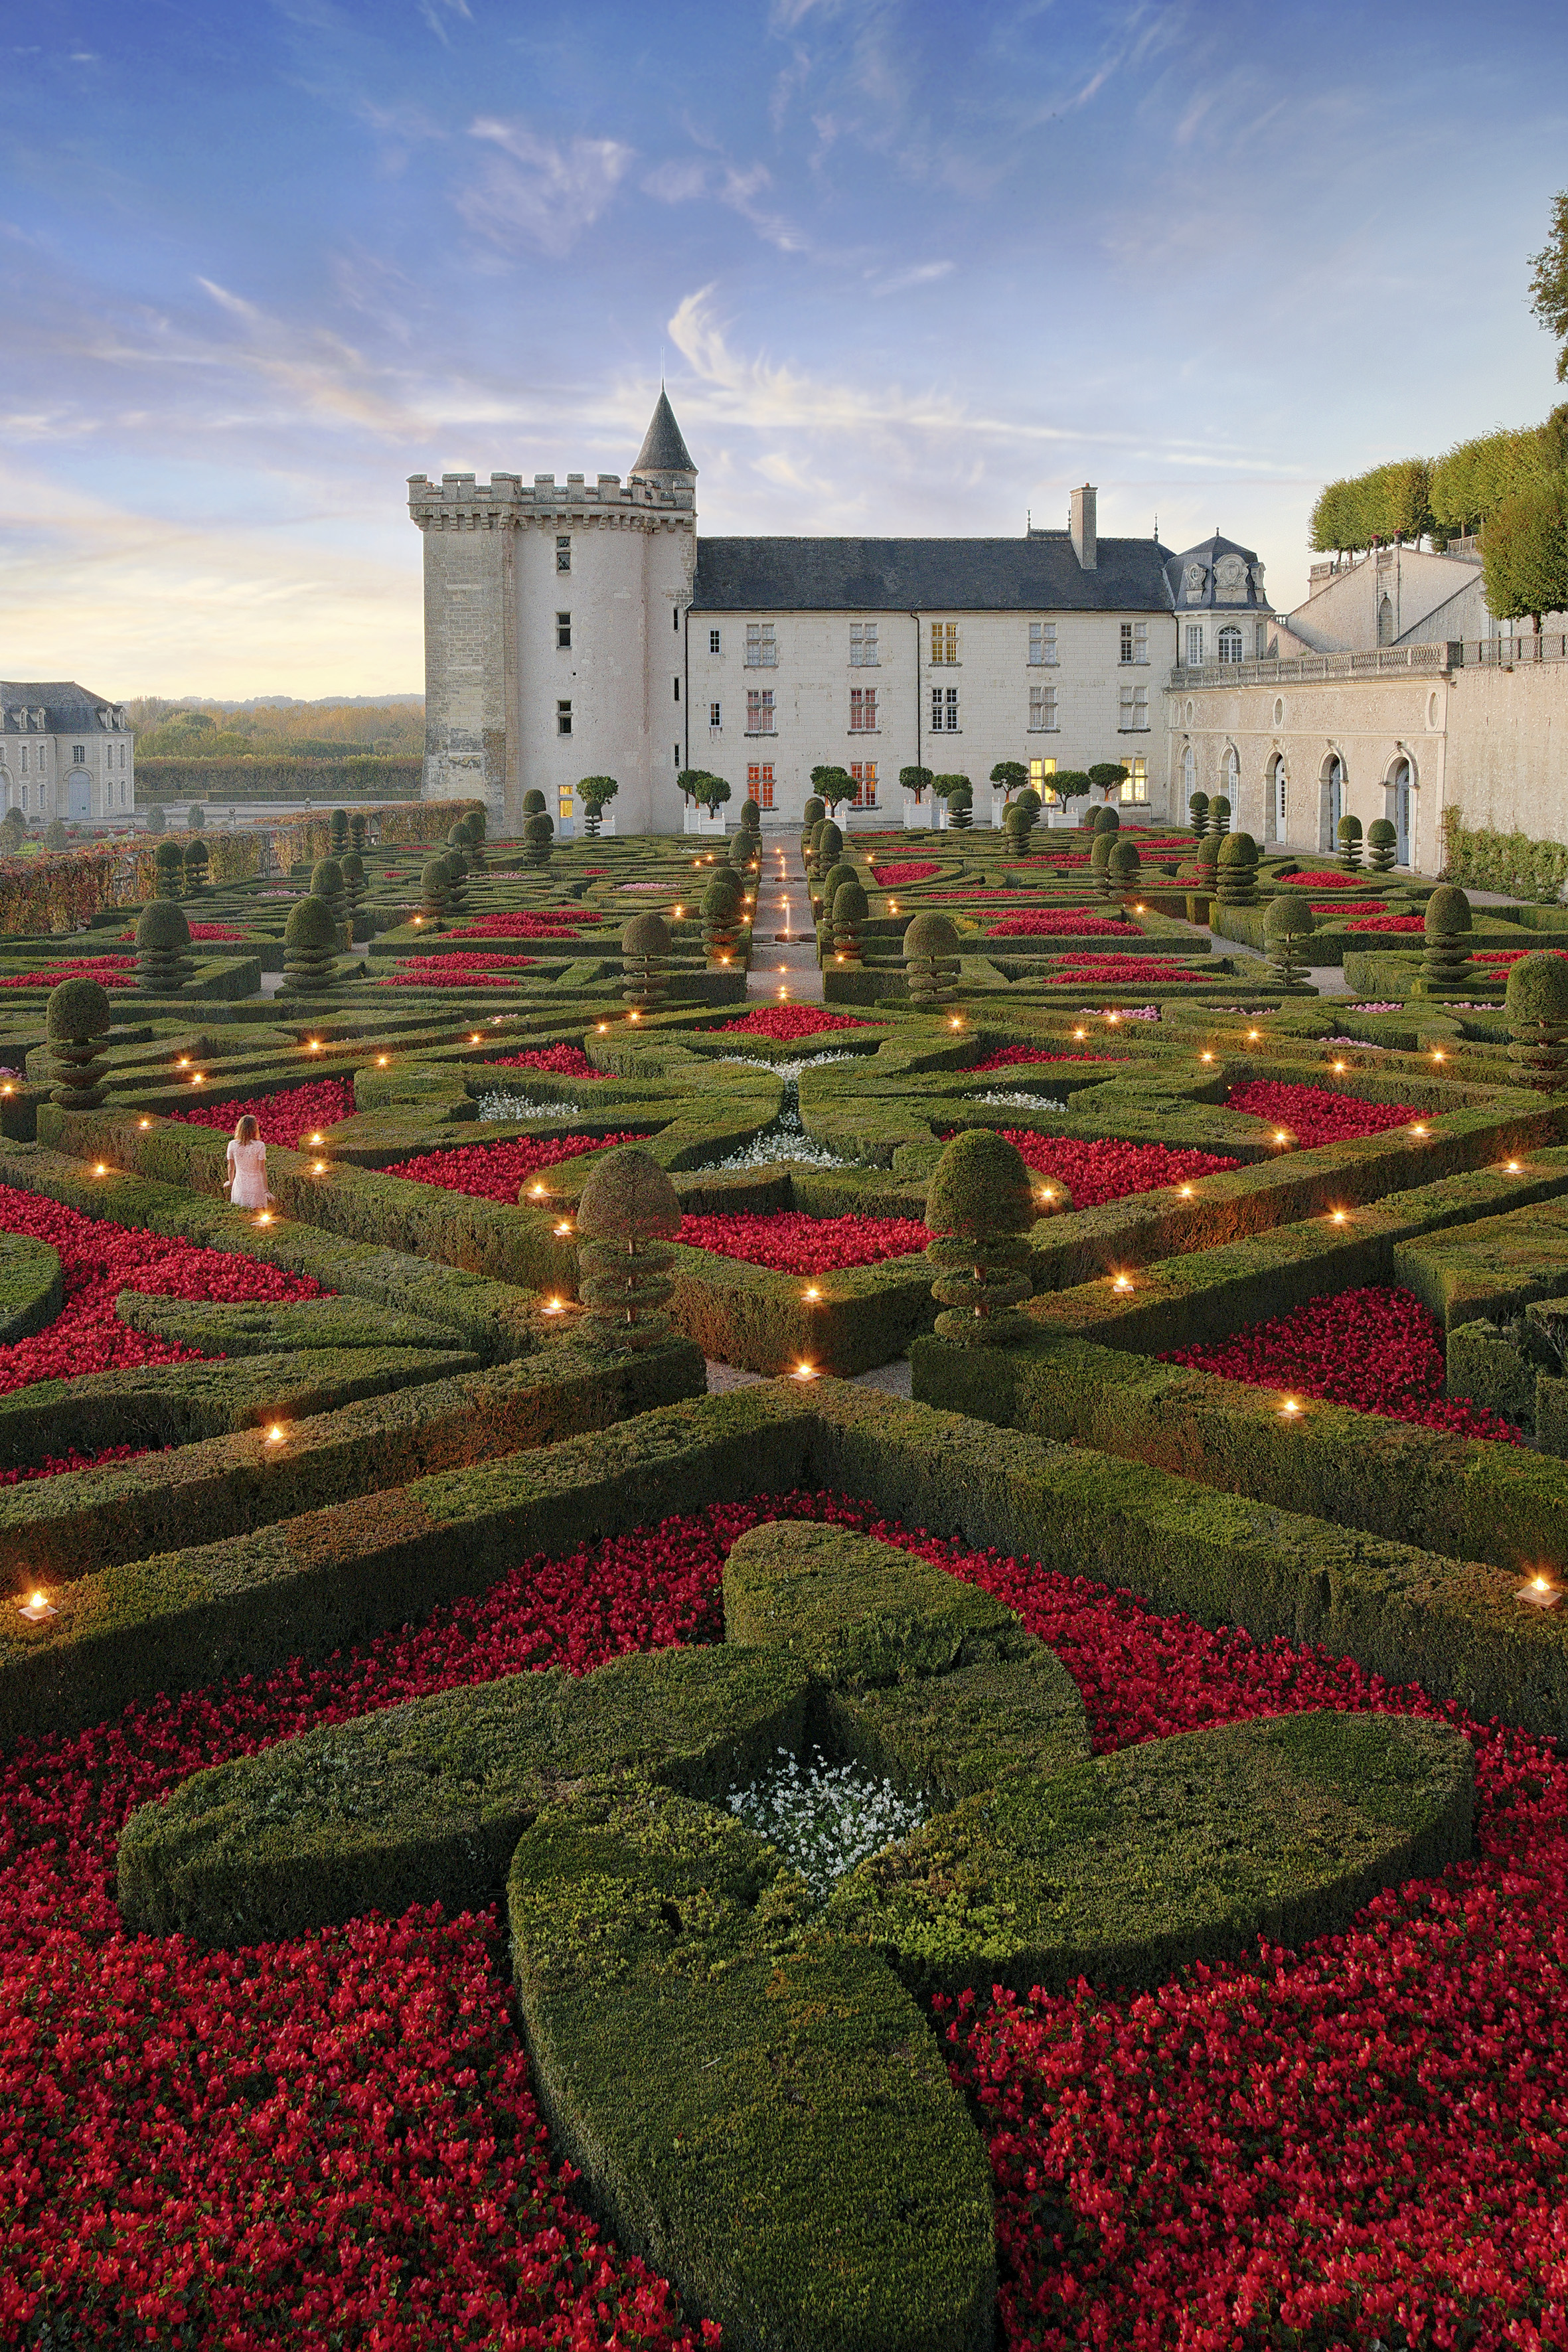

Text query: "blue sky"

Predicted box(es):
[2, 0, 1565, 696]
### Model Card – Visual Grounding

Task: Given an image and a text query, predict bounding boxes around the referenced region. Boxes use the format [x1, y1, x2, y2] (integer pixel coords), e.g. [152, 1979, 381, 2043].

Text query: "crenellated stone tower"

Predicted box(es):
[409, 392, 697, 834]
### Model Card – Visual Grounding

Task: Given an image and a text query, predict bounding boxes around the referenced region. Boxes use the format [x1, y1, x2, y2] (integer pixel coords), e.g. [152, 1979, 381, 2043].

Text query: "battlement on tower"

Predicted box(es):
[408, 470, 695, 526]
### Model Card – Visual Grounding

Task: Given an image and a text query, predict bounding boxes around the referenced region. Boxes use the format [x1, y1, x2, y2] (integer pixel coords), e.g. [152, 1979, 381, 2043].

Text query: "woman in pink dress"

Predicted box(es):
[224, 1113, 272, 1211]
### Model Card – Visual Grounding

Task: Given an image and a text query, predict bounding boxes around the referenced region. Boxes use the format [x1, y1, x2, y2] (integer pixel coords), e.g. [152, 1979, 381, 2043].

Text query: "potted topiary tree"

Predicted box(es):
[689, 771, 732, 836]
[1337, 813, 1364, 872]
[924, 1128, 1036, 1343]
[1506, 951, 1568, 1089]
[135, 900, 194, 996]
[621, 911, 672, 1010]
[281, 895, 342, 994]
[812, 765, 855, 819]
[578, 775, 619, 838]
[1421, 884, 1476, 997]
[1366, 817, 1398, 872]
[46, 976, 113, 1110]
[573, 1145, 682, 1351]
[1263, 894, 1316, 990]
[903, 911, 961, 1007]
[899, 764, 934, 830]
[1088, 762, 1129, 807]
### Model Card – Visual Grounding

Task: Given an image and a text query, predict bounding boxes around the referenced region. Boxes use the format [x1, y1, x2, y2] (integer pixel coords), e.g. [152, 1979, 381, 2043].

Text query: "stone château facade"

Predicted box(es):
[0, 684, 135, 824]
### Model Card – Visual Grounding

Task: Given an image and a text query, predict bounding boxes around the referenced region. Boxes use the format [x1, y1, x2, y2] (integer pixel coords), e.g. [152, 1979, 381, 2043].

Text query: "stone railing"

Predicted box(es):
[1172, 643, 1458, 688]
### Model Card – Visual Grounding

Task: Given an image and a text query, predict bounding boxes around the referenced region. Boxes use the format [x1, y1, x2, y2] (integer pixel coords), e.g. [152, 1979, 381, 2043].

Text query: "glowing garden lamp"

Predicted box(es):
[530, 1182, 548, 1199]
[598, 1022, 609, 1033]
[1274, 1130, 1291, 1146]
[471, 1032, 482, 1044]
[1178, 1184, 1194, 1199]
[1280, 1396, 1302, 1417]
[138, 1117, 151, 1129]
[949, 1015, 963, 1029]
[309, 1133, 323, 1146]
[1074, 1028, 1087, 1041]
[1506, 1159, 1522, 1174]
[93, 1162, 108, 1178]
[1332, 1060, 1347, 1073]
[17, 1589, 58, 1624]
[307, 1040, 322, 1053]
[1111, 1272, 1133, 1293]
[1200, 1051, 1214, 1064]
[542, 1296, 564, 1316]
[792, 1361, 817, 1381]
[1432, 1050, 1445, 1063]
[1518, 1573, 1561, 1611]
[1330, 1209, 1348, 1225]
[803, 1285, 821, 1303]
[629, 1009, 642, 1022]
[191, 1072, 204, 1085]
[312, 1160, 328, 1175]
[376, 1055, 389, 1067]
[256, 1212, 273, 1226]
[553, 1220, 573, 1237]
[177, 1056, 189, 1068]
[1247, 1029, 1261, 1042]
[1410, 1122, 1427, 1137]
[266, 1424, 285, 1445]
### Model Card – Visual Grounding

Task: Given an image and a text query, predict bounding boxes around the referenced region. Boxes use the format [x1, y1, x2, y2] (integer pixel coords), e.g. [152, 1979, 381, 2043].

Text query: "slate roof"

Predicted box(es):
[630, 392, 697, 479]
[690, 533, 1176, 614]
[0, 682, 122, 732]
[1164, 534, 1269, 611]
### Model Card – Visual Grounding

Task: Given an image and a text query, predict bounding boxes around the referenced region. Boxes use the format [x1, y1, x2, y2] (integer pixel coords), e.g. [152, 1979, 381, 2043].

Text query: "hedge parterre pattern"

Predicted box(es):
[1, 813, 1567, 2344]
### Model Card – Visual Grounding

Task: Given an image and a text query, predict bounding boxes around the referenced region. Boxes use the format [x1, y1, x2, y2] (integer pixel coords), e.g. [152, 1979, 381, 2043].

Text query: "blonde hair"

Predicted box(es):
[234, 1115, 260, 1145]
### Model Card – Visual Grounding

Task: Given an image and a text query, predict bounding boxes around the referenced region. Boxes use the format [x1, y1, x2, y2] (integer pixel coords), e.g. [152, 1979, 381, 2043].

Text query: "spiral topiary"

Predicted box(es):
[924, 1129, 1036, 1344]
[153, 839, 185, 901]
[702, 872, 744, 964]
[1107, 838, 1141, 903]
[903, 911, 961, 1008]
[829, 876, 868, 963]
[135, 899, 194, 995]
[1505, 952, 1568, 1088]
[573, 1145, 682, 1352]
[1263, 893, 1316, 990]
[1188, 791, 1210, 839]
[46, 975, 112, 1110]
[349, 813, 368, 857]
[621, 911, 672, 1010]
[420, 857, 451, 920]
[1421, 884, 1475, 996]
[329, 808, 349, 854]
[310, 858, 348, 941]
[522, 813, 554, 870]
[181, 838, 209, 898]
[1337, 813, 1364, 872]
[1208, 795, 1230, 839]
[282, 894, 343, 993]
[1003, 806, 1034, 859]
[945, 781, 974, 830]
[1366, 817, 1397, 872]
[1215, 830, 1260, 907]
[341, 851, 365, 923]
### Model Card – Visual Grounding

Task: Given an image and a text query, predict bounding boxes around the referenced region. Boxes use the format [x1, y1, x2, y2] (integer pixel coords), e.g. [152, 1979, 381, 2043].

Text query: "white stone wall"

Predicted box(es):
[685, 606, 1172, 826]
[0, 725, 133, 821]
[419, 502, 512, 826]
[1443, 660, 1568, 846]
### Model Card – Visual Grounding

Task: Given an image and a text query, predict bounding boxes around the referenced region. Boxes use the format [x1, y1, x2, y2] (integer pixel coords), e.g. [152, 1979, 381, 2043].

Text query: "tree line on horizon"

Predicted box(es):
[128, 699, 424, 761]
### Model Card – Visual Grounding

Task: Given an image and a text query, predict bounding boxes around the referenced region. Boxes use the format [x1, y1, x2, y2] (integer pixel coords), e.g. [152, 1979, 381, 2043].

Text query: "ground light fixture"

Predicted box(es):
[1330, 1208, 1348, 1224]
[792, 1361, 817, 1380]
[266, 1425, 285, 1445]
[1518, 1573, 1561, 1611]
[1411, 1123, 1428, 1136]
[1200, 1050, 1214, 1063]
[542, 1297, 564, 1316]
[1280, 1396, 1302, 1417]
[802, 1286, 821, 1302]
[138, 1118, 151, 1129]
[93, 1163, 108, 1178]
[16, 1590, 57, 1624]
[1506, 1159, 1523, 1174]
[1333, 1061, 1347, 1073]
[553, 1221, 572, 1238]
[1111, 1273, 1133, 1292]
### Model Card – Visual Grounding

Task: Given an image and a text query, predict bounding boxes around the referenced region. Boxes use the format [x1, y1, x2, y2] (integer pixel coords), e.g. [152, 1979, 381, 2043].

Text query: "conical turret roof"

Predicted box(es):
[631, 390, 696, 479]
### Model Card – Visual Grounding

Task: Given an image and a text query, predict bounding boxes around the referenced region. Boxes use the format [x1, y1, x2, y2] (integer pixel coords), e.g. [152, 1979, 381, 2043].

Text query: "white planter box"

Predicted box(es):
[684, 805, 728, 836]
[902, 797, 931, 830]
[582, 811, 616, 838]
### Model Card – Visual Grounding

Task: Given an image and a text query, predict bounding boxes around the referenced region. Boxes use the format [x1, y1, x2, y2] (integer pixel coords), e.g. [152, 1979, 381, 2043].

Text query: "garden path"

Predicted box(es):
[750, 837, 824, 1004]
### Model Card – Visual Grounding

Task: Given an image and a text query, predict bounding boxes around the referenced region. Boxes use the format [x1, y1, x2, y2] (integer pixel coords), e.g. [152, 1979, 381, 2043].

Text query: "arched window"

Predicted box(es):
[1377, 595, 1393, 647]
[1270, 755, 1287, 841]
[1223, 745, 1239, 801]
[1182, 743, 1196, 803]
[1217, 625, 1243, 664]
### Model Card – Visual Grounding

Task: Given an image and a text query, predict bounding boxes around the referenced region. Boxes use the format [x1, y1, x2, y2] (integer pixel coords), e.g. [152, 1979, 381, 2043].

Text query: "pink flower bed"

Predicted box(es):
[1163, 1281, 1520, 1442]
[384, 1133, 641, 1202]
[985, 911, 1131, 937]
[3, 1490, 1562, 2345]
[380, 953, 538, 987]
[1347, 914, 1425, 933]
[869, 862, 940, 886]
[116, 923, 245, 942]
[1225, 1079, 1419, 1147]
[0, 956, 138, 990]
[716, 1006, 875, 1042]
[992, 1130, 1241, 1207]
[677, 1210, 929, 1272]
[0, 1184, 325, 1397]
[169, 1081, 356, 1152]
[447, 910, 601, 940]
[971, 1045, 1128, 1071]
[488, 1044, 607, 1079]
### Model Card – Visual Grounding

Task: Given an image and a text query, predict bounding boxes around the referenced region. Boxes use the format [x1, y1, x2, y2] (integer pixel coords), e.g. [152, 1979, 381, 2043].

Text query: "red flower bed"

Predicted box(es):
[1279, 870, 1365, 888]
[869, 862, 939, 886]
[0, 955, 138, 990]
[716, 1006, 875, 1041]
[1163, 1281, 1519, 1442]
[677, 1210, 928, 1272]
[1347, 913, 1425, 933]
[993, 1130, 1240, 1206]
[380, 953, 538, 988]
[116, 923, 245, 942]
[0, 1441, 153, 1488]
[0, 1184, 325, 1397]
[447, 910, 601, 940]
[1225, 1079, 1419, 1146]
[384, 1132, 641, 1202]
[1040, 956, 1211, 986]
[488, 1044, 607, 1079]
[1475, 947, 1568, 967]
[1309, 900, 1389, 916]
[985, 911, 1131, 937]
[3, 1490, 1563, 2347]
[971, 1045, 1127, 1071]
[169, 1080, 356, 1152]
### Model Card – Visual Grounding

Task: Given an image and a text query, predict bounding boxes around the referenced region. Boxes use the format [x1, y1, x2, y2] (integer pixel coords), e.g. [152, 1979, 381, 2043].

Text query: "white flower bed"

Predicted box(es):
[477, 1091, 582, 1122]
[727, 1747, 927, 1907]
[690, 1053, 861, 1170]
[971, 1089, 1069, 1111]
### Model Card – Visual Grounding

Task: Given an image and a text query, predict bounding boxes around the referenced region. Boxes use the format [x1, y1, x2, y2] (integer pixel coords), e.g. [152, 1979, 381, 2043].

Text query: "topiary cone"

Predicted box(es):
[1506, 951, 1568, 1089]
[46, 976, 113, 1110]
[924, 1129, 1036, 1343]
[135, 899, 195, 995]
[903, 911, 961, 1008]
[574, 1145, 682, 1351]
[281, 894, 343, 994]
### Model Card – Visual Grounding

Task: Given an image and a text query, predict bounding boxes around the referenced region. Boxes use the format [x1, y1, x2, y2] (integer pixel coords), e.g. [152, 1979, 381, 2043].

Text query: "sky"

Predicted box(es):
[2, 0, 1565, 699]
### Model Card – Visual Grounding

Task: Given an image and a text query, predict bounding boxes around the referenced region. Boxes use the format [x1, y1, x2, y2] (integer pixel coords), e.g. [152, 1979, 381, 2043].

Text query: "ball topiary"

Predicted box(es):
[1093, 805, 1121, 835]
[1337, 813, 1364, 872]
[282, 893, 343, 993]
[135, 898, 194, 995]
[903, 911, 961, 1008]
[420, 857, 451, 919]
[802, 795, 826, 830]
[1505, 951, 1568, 1088]
[738, 796, 762, 835]
[945, 781, 974, 831]
[924, 1129, 1036, 1344]
[574, 1144, 682, 1351]
[1263, 892, 1315, 988]
[621, 911, 672, 1009]
[1215, 830, 1260, 907]
[522, 813, 554, 870]
[46, 975, 113, 1109]
[1421, 885, 1475, 996]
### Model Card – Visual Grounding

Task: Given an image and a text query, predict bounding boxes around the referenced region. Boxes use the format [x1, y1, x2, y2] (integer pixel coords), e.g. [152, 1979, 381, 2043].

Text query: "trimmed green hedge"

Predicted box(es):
[0, 1231, 60, 1342]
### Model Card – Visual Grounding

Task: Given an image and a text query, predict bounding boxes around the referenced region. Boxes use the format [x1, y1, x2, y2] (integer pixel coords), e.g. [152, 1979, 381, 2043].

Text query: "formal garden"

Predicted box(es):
[3, 784, 1568, 2349]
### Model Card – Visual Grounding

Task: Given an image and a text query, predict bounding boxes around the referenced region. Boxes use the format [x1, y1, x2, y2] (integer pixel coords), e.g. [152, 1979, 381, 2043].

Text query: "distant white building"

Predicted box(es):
[0, 683, 135, 823]
[410, 394, 1257, 834]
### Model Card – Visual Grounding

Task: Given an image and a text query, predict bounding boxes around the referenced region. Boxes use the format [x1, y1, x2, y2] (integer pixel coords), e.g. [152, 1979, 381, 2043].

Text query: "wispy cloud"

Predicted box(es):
[417, 0, 471, 46]
[869, 259, 954, 297]
[642, 150, 809, 254]
[458, 118, 635, 257]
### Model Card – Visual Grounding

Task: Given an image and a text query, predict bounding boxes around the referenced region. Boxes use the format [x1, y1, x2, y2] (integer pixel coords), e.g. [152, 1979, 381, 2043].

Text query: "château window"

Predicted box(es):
[1028, 684, 1058, 732]
[556, 611, 571, 649]
[557, 700, 572, 736]
[710, 627, 722, 654]
[1119, 757, 1149, 803]
[556, 536, 571, 573]
[710, 701, 722, 729]
[746, 689, 775, 734]
[931, 686, 959, 732]
[1256, 622, 1269, 658]
[1185, 625, 1204, 666]
[1028, 755, 1058, 804]
[747, 763, 774, 809]
[1120, 622, 1148, 664]
[929, 622, 959, 665]
[849, 687, 878, 732]
[849, 621, 879, 667]
[72, 745, 84, 763]
[1118, 684, 1149, 732]
[850, 761, 878, 807]
[1217, 626, 1243, 664]
[1028, 621, 1058, 666]
[744, 623, 777, 668]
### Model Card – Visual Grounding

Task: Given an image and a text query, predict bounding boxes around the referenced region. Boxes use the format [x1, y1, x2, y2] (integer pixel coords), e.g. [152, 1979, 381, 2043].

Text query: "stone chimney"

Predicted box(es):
[1070, 484, 1097, 572]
